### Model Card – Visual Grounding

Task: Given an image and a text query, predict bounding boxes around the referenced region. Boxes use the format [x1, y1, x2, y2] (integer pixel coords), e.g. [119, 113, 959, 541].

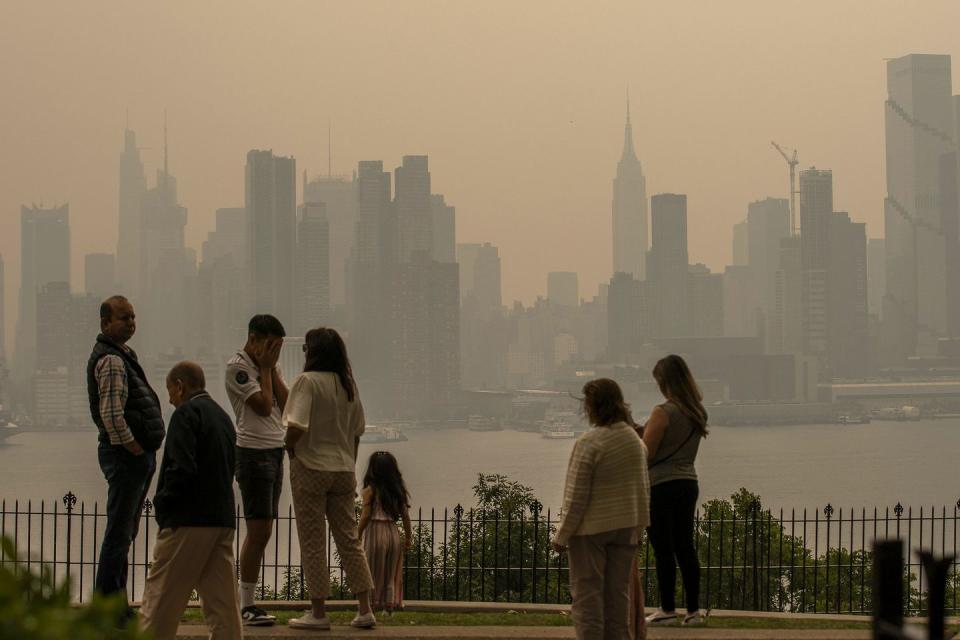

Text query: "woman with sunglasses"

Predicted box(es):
[282, 328, 376, 630]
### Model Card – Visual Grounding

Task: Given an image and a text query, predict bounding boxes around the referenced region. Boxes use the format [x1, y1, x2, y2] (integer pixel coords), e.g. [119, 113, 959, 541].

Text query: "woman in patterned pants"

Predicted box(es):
[282, 328, 376, 630]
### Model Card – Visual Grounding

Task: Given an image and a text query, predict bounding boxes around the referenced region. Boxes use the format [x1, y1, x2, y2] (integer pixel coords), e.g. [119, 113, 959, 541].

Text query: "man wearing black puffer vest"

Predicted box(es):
[87, 295, 165, 621]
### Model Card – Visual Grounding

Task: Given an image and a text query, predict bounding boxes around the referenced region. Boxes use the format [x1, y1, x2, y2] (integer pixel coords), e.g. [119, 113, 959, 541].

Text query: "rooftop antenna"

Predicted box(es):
[163, 109, 169, 189]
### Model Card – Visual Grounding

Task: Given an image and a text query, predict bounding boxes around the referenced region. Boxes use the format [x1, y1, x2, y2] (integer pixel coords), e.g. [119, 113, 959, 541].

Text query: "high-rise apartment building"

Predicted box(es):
[246, 150, 296, 326]
[648, 194, 689, 337]
[458, 242, 506, 389]
[116, 129, 146, 299]
[458, 243, 502, 311]
[732, 220, 749, 266]
[431, 195, 456, 264]
[772, 237, 803, 355]
[747, 198, 791, 313]
[884, 54, 956, 359]
[84, 253, 116, 299]
[16, 204, 70, 377]
[547, 272, 579, 307]
[395, 156, 432, 263]
[723, 265, 758, 337]
[606, 272, 654, 359]
[688, 264, 723, 338]
[612, 100, 648, 279]
[867, 239, 885, 320]
[303, 174, 357, 308]
[799, 168, 833, 358]
[827, 213, 869, 375]
[295, 202, 331, 333]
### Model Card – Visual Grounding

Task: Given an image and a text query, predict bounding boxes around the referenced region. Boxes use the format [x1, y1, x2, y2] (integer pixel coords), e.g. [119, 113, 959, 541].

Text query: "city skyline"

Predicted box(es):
[3, 1, 960, 343]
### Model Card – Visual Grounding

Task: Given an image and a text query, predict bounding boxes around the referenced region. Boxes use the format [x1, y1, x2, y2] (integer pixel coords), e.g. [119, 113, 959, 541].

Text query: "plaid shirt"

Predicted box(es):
[95, 354, 134, 445]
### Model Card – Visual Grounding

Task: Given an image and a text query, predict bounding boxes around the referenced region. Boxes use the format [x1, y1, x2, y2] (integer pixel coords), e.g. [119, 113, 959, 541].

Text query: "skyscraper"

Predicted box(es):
[457, 242, 502, 310]
[648, 194, 689, 336]
[799, 168, 833, 358]
[245, 150, 297, 326]
[547, 272, 579, 307]
[0, 254, 5, 361]
[884, 54, 956, 359]
[295, 202, 331, 333]
[732, 220, 749, 266]
[303, 173, 356, 309]
[116, 128, 146, 299]
[84, 253, 116, 299]
[431, 194, 456, 263]
[747, 198, 791, 314]
[458, 242, 506, 389]
[139, 129, 189, 357]
[15, 204, 70, 377]
[688, 264, 723, 338]
[867, 239, 886, 320]
[827, 213, 869, 375]
[612, 98, 648, 278]
[395, 155, 432, 263]
[772, 236, 802, 355]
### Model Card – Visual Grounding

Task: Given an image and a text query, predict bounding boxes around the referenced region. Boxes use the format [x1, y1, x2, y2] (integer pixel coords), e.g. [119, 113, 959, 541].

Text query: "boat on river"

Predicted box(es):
[360, 424, 408, 444]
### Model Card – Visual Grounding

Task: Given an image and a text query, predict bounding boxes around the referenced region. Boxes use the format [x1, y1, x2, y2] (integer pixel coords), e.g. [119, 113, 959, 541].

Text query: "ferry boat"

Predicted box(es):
[541, 414, 578, 439]
[360, 424, 409, 444]
[542, 425, 576, 439]
[467, 415, 503, 432]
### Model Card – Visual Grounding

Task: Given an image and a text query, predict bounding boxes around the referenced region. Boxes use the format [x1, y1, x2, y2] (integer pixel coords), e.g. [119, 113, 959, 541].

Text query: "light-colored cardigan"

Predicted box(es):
[554, 422, 650, 546]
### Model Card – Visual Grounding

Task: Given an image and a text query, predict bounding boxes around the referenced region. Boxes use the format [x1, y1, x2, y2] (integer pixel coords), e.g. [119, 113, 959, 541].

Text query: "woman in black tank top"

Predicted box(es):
[642, 355, 708, 627]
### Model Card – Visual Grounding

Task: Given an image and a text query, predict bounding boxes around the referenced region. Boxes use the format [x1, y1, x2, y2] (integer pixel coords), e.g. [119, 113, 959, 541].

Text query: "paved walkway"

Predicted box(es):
[175, 627, 871, 640]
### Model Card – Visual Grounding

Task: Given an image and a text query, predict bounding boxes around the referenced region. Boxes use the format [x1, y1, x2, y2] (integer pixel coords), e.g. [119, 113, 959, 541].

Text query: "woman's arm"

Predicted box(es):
[358, 487, 373, 539]
[283, 427, 304, 457]
[401, 506, 413, 550]
[642, 405, 670, 461]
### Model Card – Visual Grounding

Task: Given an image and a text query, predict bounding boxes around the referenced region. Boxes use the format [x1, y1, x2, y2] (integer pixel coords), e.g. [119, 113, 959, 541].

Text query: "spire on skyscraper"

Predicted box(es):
[621, 90, 637, 163]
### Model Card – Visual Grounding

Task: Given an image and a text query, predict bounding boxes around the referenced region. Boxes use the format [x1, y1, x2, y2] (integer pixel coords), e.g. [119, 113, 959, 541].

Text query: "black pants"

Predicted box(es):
[96, 444, 156, 602]
[648, 479, 700, 613]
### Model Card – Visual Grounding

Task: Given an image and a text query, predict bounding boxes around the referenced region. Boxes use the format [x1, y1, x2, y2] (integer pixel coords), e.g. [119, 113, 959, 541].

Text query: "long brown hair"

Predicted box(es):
[581, 378, 635, 427]
[652, 354, 708, 436]
[303, 327, 357, 402]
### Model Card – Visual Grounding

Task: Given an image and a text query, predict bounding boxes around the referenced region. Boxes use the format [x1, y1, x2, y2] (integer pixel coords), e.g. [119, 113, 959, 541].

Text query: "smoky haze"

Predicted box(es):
[2, 0, 959, 343]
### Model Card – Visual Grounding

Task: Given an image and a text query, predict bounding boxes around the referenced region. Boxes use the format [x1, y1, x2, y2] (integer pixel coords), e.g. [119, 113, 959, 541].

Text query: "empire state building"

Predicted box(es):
[612, 97, 648, 279]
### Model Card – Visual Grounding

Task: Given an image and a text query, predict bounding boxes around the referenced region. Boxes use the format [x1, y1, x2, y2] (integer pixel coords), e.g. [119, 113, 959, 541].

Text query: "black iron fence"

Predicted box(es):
[1, 493, 958, 615]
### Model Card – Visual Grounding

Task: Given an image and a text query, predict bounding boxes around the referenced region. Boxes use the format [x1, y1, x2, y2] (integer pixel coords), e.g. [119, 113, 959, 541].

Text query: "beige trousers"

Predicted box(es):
[140, 526, 242, 640]
[567, 527, 639, 640]
[290, 457, 374, 599]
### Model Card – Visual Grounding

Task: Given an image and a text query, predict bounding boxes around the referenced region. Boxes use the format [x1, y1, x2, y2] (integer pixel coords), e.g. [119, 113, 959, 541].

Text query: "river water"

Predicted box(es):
[1, 419, 957, 512]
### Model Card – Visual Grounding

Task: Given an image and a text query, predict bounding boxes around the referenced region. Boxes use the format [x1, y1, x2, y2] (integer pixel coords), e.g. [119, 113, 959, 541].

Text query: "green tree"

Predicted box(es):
[0, 537, 148, 639]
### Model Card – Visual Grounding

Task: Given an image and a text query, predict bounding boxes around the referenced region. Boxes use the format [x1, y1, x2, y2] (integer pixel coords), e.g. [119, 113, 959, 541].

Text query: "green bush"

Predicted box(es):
[0, 537, 148, 639]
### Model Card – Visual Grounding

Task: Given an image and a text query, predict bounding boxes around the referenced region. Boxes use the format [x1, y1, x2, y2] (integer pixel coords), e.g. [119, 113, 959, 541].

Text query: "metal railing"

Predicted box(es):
[1, 493, 958, 614]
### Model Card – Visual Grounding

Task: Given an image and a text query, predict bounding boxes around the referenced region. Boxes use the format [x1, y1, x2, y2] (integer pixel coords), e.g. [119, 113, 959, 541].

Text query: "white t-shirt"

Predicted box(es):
[282, 371, 365, 472]
[225, 349, 285, 449]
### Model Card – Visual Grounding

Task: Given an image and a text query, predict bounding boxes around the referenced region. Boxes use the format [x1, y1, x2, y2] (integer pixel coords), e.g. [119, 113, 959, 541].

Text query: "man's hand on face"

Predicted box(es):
[259, 338, 282, 370]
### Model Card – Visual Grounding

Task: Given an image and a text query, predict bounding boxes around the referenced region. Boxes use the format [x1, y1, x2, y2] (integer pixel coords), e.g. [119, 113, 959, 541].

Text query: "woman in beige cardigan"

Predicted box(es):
[553, 378, 650, 640]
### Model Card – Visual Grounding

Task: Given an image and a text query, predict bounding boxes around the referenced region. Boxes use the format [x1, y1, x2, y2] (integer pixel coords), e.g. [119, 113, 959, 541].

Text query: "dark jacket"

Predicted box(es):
[153, 391, 237, 530]
[87, 334, 165, 451]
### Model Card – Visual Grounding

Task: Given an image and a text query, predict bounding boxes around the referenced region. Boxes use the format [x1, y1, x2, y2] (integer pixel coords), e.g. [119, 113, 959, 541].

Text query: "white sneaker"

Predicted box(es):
[351, 611, 377, 628]
[645, 608, 679, 625]
[288, 611, 331, 630]
[683, 610, 706, 626]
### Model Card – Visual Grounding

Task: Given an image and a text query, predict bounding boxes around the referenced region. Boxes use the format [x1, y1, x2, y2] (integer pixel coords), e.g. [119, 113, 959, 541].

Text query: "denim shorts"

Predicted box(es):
[235, 447, 284, 520]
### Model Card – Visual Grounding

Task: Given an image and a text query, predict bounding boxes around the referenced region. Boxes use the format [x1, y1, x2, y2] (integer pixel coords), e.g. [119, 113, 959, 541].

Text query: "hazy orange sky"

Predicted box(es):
[2, 1, 959, 347]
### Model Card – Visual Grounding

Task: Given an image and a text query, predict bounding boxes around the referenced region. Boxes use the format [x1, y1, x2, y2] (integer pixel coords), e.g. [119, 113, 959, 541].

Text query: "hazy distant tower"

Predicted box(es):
[245, 149, 297, 326]
[15, 204, 70, 377]
[116, 128, 147, 299]
[648, 194, 689, 336]
[883, 54, 956, 359]
[612, 96, 648, 278]
[799, 168, 833, 359]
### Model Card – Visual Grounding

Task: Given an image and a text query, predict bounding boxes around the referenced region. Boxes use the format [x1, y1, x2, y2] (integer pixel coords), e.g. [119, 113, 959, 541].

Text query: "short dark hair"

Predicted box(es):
[167, 361, 206, 392]
[248, 314, 286, 338]
[100, 295, 130, 322]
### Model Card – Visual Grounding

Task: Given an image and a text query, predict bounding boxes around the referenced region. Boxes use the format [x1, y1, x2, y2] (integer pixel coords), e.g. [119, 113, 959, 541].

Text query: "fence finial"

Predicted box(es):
[824, 503, 834, 519]
[894, 503, 904, 518]
[529, 499, 543, 517]
[62, 492, 77, 512]
[143, 498, 153, 515]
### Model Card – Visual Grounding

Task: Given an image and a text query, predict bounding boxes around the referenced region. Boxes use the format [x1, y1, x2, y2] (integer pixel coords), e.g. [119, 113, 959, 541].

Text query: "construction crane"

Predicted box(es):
[771, 141, 799, 236]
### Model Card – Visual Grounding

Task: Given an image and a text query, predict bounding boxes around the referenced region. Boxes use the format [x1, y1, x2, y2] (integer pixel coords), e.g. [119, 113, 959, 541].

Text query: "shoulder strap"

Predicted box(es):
[648, 404, 698, 469]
